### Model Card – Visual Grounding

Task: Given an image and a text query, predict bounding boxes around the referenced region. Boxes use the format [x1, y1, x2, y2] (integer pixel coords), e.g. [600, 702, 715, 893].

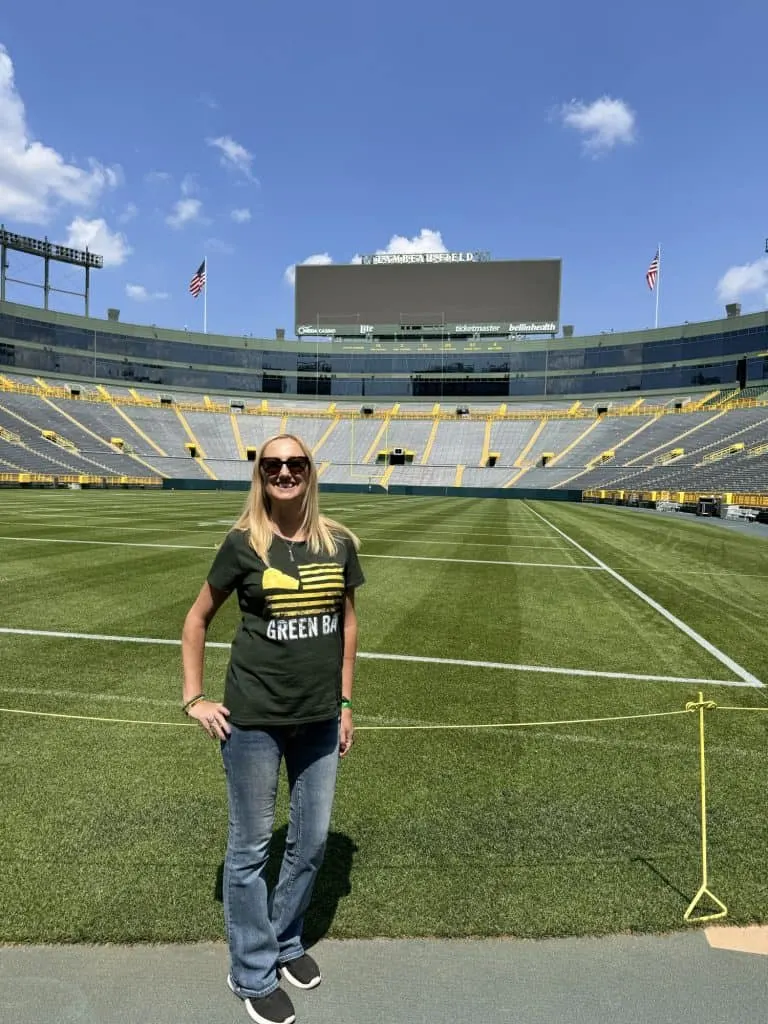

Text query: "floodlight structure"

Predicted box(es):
[0, 226, 103, 316]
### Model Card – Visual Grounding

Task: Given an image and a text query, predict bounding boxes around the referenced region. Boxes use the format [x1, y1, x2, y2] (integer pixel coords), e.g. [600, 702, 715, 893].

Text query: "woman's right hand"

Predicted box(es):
[188, 699, 231, 740]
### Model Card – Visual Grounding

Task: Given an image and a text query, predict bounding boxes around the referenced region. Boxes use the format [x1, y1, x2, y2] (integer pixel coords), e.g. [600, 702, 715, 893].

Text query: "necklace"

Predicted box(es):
[275, 530, 302, 561]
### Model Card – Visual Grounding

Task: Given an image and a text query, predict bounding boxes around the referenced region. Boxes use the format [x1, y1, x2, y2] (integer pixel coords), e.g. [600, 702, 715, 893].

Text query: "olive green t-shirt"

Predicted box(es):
[207, 529, 365, 726]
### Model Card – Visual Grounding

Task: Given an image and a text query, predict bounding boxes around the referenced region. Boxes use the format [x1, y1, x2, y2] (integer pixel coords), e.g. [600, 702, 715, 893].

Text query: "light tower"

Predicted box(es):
[0, 226, 103, 316]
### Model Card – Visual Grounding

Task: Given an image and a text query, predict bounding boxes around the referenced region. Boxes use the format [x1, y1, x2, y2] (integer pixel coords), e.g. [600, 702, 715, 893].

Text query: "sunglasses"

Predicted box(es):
[260, 456, 310, 476]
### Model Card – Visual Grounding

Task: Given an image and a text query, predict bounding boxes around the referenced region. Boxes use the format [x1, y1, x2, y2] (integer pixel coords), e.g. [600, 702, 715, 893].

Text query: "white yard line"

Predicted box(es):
[525, 504, 763, 688]
[0, 512, 142, 520]
[0, 535, 576, 563]
[616, 567, 768, 581]
[355, 651, 751, 687]
[6, 519, 554, 540]
[0, 626, 755, 688]
[360, 512, 539, 520]
[360, 528, 554, 539]
[0, 521, 227, 535]
[362, 553, 597, 569]
[0, 535, 218, 551]
[360, 538, 565, 549]
[0, 685, 177, 708]
[0, 534, 592, 568]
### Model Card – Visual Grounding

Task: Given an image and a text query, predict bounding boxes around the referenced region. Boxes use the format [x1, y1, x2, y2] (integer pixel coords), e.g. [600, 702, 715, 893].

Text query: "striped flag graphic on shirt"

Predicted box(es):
[646, 250, 660, 291]
[189, 260, 206, 298]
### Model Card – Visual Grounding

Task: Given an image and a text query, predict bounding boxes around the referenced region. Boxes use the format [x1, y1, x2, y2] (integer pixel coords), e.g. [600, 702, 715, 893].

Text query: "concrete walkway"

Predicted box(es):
[1, 929, 766, 1024]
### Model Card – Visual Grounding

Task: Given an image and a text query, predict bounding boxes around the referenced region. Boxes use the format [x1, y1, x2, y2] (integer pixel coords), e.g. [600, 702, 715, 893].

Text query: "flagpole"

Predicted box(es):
[203, 255, 208, 334]
[654, 244, 661, 329]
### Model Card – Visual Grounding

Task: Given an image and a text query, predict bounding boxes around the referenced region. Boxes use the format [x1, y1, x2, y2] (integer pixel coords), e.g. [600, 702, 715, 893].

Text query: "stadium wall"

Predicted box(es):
[160, 478, 583, 501]
[1, 300, 768, 402]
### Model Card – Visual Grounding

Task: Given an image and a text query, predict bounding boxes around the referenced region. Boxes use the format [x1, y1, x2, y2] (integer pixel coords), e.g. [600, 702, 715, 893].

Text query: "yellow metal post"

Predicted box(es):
[683, 693, 727, 924]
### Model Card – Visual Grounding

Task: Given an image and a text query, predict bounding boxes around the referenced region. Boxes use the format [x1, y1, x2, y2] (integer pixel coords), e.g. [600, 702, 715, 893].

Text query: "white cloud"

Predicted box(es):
[349, 228, 448, 265]
[207, 135, 257, 182]
[65, 217, 131, 267]
[0, 44, 119, 223]
[199, 93, 219, 110]
[559, 96, 636, 155]
[166, 197, 202, 228]
[205, 237, 235, 255]
[126, 283, 169, 302]
[145, 170, 171, 184]
[716, 256, 768, 304]
[231, 207, 251, 223]
[118, 202, 138, 224]
[284, 252, 334, 287]
[374, 228, 448, 256]
[180, 173, 198, 196]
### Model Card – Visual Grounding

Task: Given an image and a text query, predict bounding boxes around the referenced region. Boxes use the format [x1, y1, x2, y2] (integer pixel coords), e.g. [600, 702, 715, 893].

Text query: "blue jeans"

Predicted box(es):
[221, 717, 340, 999]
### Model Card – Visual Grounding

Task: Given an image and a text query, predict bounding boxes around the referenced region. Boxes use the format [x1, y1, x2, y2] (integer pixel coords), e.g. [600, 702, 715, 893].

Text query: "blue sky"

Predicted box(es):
[1, 0, 766, 340]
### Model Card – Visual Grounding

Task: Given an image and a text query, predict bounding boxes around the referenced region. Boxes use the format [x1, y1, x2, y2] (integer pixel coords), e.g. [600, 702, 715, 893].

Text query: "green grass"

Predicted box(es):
[1, 490, 767, 943]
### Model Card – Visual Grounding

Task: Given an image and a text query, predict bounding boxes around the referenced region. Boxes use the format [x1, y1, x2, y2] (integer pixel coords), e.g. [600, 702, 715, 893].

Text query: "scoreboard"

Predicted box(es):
[295, 256, 561, 338]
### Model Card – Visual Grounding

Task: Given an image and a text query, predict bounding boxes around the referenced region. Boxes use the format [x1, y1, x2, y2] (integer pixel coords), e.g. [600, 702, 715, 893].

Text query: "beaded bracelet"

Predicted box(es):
[182, 694, 206, 715]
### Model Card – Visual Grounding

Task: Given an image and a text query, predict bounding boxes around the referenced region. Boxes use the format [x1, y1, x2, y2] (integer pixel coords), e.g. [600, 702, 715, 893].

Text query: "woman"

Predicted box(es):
[181, 433, 364, 1024]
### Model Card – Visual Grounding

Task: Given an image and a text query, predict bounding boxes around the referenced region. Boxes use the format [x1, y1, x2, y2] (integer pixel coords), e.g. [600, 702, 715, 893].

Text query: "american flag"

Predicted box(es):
[646, 250, 660, 291]
[189, 260, 206, 298]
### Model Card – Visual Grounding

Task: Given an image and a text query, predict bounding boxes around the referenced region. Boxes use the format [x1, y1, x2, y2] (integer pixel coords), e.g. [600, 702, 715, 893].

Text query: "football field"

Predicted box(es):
[1, 490, 767, 943]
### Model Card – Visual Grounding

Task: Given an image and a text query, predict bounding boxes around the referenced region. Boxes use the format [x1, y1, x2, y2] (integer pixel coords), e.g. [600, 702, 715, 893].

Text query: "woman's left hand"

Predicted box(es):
[339, 708, 355, 758]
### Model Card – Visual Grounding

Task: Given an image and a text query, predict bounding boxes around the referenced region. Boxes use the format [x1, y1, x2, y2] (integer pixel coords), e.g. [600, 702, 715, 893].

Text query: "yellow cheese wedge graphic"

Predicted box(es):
[262, 568, 300, 591]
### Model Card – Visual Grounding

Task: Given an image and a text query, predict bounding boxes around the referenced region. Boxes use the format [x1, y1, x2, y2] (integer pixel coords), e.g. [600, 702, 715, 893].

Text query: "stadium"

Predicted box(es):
[2, 233, 768, 960]
[1, 239, 768, 510]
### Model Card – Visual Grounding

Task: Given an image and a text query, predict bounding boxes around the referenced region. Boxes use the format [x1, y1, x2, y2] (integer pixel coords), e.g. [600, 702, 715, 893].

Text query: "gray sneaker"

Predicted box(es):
[227, 973, 296, 1024]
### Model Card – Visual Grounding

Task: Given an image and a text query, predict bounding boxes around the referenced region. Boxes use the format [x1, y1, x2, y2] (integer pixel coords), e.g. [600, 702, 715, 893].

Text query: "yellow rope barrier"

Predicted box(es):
[0, 707, 191, 728]
[356, 709, 690, 731]
[714, 706, 768, 712]
[0, 706, 691, 731]
[3, 694, 766, 926]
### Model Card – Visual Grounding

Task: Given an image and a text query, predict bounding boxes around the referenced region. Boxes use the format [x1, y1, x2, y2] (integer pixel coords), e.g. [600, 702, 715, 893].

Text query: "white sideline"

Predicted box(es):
[0, 626, 756, 688]
[525, 504, 763, 688]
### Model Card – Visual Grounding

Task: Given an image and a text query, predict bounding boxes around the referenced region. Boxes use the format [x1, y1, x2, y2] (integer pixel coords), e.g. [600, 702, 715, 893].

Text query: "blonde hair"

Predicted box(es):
[232, 433, 360, 565]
